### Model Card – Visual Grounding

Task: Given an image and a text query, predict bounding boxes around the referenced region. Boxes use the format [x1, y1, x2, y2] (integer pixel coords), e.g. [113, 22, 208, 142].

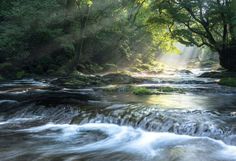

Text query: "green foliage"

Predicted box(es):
[3, 0, 228, 77]
[16, 71, 27, 79]
[219, 78, 236, 87]
[158, 87, 184, 93]
[150, 0, 235, 52]
[0, 63, 12, 69]
[132, 87, 152, 95]
[0, 75, 5, 81]
[131, 59, 165, 73]
[0, 62, 17, 79]
[0, 0, 178, 78]
[104, 64, 118, 71]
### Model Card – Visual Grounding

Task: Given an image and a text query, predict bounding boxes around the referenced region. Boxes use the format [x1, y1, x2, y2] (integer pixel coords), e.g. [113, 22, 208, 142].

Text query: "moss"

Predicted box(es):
[130, 67, 142, 72]
[159, 87, 184, 93]
[56, 72, 104, 88]
[102, 86, 120, 92]
[0, 62, 12, 69]
[64, 79, 86, 87]
[47, 69, 56, 75]
[103, 73, 137, 84]
[0, 62, 17, 79]
[219, 77, 236, 87]
[16, 71, 27, 79]
[104, 63, 118, 71]
[131, 86, 184, 95]
[55, 67, 68, 76]
[200, 60, 217, 67]
[130, 61, 164, 74]
[116, 70, 132, 76]
[102, 85, 133, 93]
[0, 75, 5, 81]
[132, 87, 153, 95]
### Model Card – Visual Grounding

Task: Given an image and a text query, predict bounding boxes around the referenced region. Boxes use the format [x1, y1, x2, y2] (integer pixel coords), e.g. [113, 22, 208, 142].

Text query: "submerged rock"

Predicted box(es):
[178, 69, 193, 74]
[131, 86, 185, 95]
[102, 73, 144, 84]
[52, 73, 148, 88]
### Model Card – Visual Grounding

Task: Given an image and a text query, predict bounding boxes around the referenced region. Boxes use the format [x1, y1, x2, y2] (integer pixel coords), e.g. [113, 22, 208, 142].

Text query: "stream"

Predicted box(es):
[0, 69, 236, 161]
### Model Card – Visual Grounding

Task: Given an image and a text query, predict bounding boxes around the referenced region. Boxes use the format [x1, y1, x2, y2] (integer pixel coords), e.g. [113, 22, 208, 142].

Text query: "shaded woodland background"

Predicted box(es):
[0, 0, 235, 79]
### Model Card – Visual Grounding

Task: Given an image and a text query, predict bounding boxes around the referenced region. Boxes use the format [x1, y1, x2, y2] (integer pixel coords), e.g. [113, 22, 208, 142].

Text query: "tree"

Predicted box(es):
[0, 0, 178, 78]
[63, 0, 93, 71]
[150, 0, 236, 70]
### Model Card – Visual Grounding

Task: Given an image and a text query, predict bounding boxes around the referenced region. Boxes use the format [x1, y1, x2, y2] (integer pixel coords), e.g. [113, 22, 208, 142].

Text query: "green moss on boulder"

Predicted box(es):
[0, 75, 5, 81]
[219, 77, 236, 87]
[132, 87, 152, 95]
[131, 86, 184, 95]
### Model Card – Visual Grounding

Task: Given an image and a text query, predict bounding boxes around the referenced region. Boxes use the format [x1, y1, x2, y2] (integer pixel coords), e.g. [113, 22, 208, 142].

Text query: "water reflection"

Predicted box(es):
[105, 93, 236, 110]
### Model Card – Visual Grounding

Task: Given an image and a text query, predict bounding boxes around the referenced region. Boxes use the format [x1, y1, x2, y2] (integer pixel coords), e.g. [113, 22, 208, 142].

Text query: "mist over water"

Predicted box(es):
[157, 43, 219, 69]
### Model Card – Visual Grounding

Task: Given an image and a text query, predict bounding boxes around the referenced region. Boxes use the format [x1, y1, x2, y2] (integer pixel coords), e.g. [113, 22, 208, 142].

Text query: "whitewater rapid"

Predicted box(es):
[1, 122, 234, 161]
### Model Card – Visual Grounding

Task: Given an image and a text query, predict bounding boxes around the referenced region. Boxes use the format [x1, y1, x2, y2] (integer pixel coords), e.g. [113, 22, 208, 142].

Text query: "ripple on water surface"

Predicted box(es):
[1, 123, 236, 161]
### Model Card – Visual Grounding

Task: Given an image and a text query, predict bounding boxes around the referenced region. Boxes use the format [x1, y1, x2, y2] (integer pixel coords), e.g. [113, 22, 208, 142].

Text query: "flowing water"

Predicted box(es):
[0, 70, 236, 161]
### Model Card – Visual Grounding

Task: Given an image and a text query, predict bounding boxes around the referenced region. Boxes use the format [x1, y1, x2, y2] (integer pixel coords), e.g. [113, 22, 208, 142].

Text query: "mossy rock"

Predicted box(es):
[104, 64, 118, 71]
[16, 71, 27, 79]
[64, 79, 87, 87]
[178, 69, 193, 74]
[0, 75, 5, 81]
[100, 85, 132, 93]
[131, 86, 184, 95]
[130, 60, 164, 74]
[132, 87, 153, 95]
[103, 73, 142, 84]
[200, 60, 217, 67]
[0, 62, 18, 79]
[219, 77, 236, 87]
[51, 72, 104, 88]
[158, 86, 184, 93]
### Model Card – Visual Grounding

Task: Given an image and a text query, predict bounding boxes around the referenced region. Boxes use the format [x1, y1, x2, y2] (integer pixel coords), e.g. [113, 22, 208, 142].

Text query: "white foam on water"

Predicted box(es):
[19, 123, 236, 160]
[0, 100, 18, 104]
[0, 117, 42, 125]
[0, 121, 9, 125]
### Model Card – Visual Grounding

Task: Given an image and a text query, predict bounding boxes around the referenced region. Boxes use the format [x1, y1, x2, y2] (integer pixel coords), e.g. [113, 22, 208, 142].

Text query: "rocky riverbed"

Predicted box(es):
[0, 69, 236, 161]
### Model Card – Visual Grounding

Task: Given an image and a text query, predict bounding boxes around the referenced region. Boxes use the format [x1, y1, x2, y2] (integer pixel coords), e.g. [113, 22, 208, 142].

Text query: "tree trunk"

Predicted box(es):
[71, 5, 90, 71]
[219, 0, 236, 71]
[219, 45, 236, 71]
[232, 0, 236, 42]
[64, 0, 90, 73]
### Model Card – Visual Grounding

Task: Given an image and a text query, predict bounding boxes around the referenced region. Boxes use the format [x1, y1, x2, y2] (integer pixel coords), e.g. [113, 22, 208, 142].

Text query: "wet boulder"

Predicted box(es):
[178, 69, 193, 74]
[102, 73, 144, 84]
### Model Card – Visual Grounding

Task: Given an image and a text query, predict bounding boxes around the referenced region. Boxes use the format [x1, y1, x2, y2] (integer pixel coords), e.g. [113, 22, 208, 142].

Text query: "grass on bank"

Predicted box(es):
[219, 77, 236, 87]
